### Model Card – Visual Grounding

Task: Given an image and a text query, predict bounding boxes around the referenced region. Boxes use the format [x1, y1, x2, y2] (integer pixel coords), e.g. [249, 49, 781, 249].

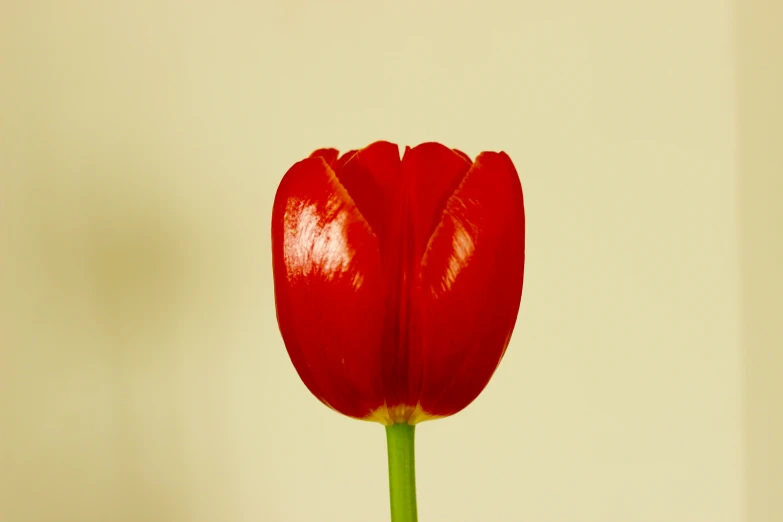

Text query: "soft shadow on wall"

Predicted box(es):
[0, 103, 272, 522]
[737, 1, 783, 521]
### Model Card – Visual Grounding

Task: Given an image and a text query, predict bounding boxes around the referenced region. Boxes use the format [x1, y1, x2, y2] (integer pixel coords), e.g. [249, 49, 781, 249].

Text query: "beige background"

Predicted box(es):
[0, 1, 779, 521]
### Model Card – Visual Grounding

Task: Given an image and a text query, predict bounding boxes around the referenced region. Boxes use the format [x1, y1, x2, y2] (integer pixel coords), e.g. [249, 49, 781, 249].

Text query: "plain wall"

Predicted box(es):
[737, 1, 783, 521]
[0, 1, 752, 521]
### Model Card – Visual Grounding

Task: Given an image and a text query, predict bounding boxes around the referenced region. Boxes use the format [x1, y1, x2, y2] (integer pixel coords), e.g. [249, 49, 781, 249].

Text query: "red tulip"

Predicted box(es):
[272, 141, 525, 426]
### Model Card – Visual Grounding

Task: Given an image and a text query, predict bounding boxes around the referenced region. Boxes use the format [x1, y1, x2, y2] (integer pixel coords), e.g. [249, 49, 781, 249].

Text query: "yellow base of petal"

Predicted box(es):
[365, 403, 443, 426]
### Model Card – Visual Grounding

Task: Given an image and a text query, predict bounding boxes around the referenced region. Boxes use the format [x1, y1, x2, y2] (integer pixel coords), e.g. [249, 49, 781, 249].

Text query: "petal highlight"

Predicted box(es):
[413, 151, 525, 420]
[272, 156, 388, 421]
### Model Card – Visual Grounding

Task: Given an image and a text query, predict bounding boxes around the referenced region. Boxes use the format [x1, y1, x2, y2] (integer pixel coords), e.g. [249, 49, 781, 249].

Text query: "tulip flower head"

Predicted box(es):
[272, 141, 525, 521]
[272, 141, 525, 425]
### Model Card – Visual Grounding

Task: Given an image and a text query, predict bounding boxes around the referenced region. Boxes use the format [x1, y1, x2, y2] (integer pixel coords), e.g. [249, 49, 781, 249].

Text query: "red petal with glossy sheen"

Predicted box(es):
[414, 151, 525, 418]
[271, 155, 387, 419]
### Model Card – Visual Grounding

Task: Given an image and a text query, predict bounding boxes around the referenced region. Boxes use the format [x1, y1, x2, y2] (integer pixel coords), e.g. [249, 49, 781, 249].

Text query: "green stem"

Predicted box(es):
[385, 423, 418, 522]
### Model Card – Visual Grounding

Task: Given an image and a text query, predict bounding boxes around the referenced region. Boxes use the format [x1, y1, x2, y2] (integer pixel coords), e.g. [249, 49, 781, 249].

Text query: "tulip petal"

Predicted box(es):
[401, 143, 473, 262]
[412, 151, 525, 421]
[451, 148, 472, 164]
[376, 143, 473, 421]
[272, 155, 388, 420]
[334, 149, 358, 174]
[309, 148, 339, 168]
[334, 141, 401, 243]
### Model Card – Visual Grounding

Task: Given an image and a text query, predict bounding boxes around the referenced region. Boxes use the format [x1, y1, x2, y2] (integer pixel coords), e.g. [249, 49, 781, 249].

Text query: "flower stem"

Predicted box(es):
[385, 423, 418, 522]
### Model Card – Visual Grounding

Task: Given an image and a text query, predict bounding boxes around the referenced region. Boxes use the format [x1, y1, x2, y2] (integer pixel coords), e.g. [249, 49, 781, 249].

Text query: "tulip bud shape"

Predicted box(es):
[272, 141, 525, 426]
